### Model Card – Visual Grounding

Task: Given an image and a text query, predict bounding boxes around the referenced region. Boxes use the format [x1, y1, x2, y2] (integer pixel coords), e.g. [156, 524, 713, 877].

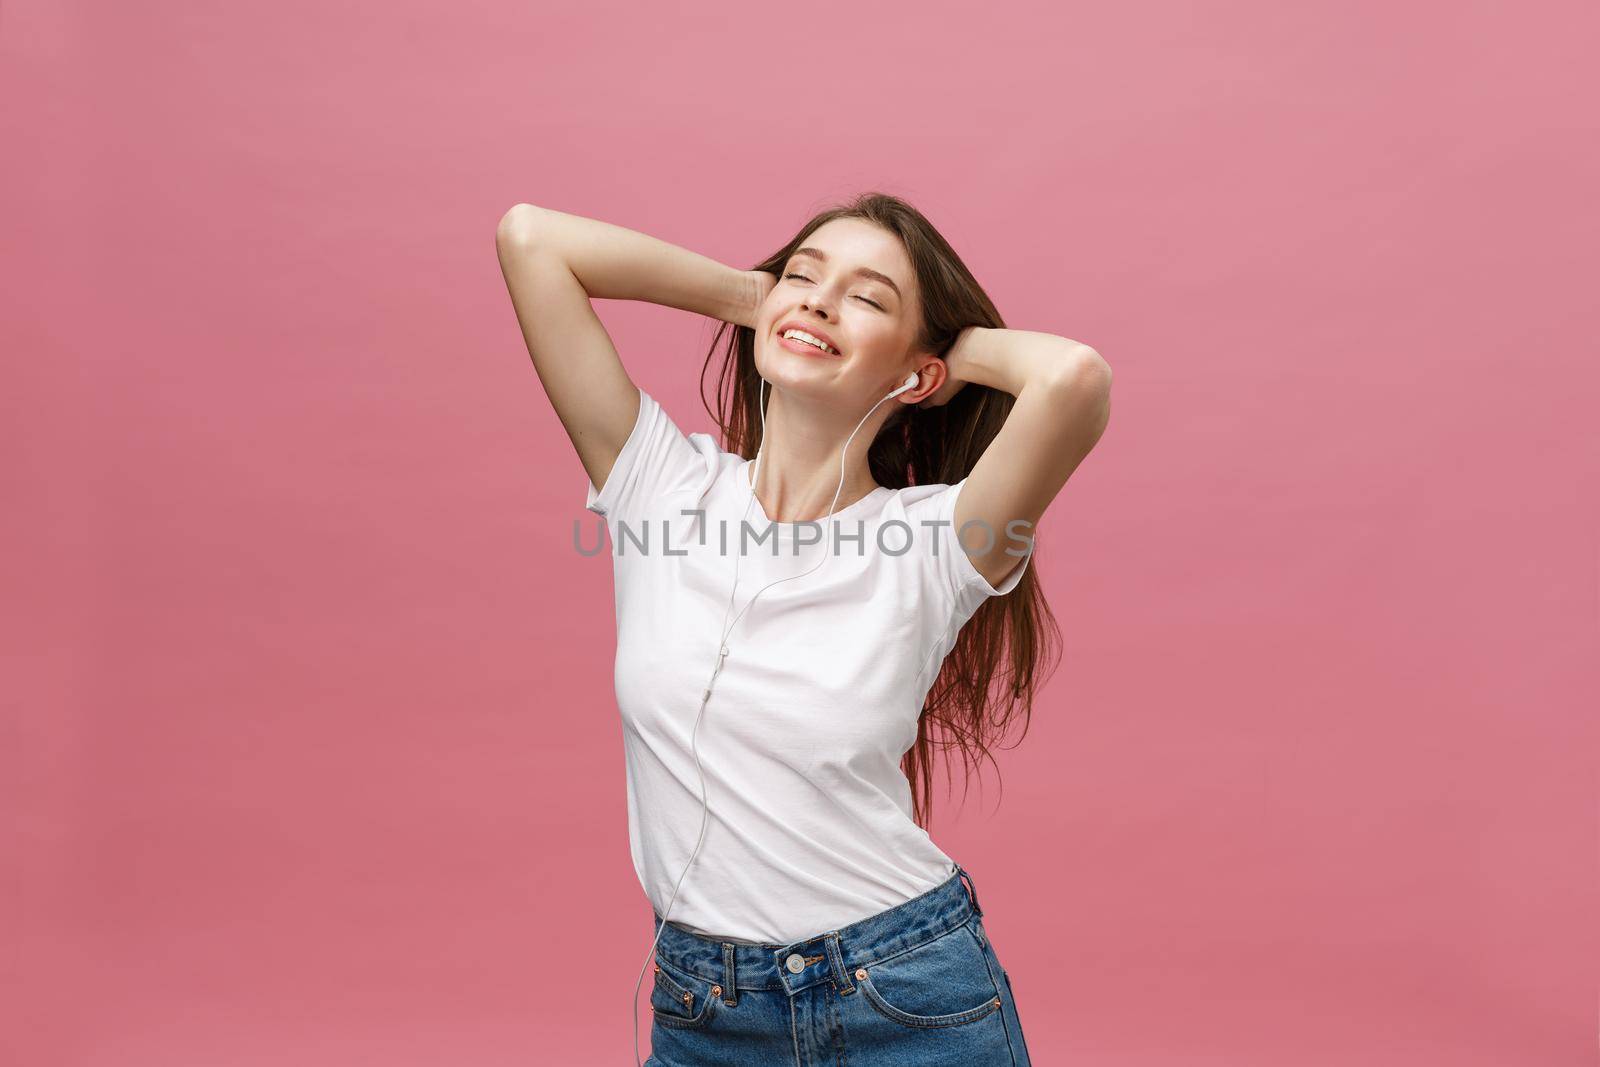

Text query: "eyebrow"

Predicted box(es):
[789, 247, 903, 301]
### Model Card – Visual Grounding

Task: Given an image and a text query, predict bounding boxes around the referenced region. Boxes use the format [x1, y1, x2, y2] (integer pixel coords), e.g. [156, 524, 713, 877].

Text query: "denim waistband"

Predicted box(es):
[649, 863, 985, 1003]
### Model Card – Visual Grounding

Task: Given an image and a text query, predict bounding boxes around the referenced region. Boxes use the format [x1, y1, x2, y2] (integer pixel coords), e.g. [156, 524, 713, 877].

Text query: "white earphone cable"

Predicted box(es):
[631, 371, 918, 1064]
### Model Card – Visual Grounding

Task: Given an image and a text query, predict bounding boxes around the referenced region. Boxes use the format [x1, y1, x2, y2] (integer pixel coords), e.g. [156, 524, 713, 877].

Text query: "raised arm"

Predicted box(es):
[931, 327, 1113, 591]
[493, 203, 770, 496]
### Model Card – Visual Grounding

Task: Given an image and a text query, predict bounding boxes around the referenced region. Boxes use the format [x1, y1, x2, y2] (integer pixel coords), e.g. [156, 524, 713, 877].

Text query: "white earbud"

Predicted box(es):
[887, 372, 920, 399]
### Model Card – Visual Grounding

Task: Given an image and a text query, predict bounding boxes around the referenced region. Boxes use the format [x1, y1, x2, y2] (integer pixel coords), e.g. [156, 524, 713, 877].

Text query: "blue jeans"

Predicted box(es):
[647, 863, 1033, 1065]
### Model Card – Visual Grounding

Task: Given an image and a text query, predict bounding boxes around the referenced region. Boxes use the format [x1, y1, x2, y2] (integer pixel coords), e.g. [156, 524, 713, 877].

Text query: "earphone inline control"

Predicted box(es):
[632, 370, 921, 1064]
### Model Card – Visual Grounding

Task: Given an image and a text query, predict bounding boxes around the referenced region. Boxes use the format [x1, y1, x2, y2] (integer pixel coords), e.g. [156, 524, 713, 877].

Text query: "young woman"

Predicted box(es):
[496, 192, 1111, 1066]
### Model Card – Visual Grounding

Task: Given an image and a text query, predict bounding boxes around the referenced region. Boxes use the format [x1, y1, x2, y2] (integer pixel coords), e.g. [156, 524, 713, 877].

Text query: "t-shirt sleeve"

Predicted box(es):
[921, 476, 1035, 604]
[583, 387, 704, 527]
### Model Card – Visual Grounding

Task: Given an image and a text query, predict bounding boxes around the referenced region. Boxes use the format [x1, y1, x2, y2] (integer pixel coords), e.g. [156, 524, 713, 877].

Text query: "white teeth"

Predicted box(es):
[782, 329, 836, 354]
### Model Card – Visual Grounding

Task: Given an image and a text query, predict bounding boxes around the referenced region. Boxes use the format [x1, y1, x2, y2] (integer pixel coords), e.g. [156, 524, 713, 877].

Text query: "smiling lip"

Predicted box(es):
[775, 320, 842, 356]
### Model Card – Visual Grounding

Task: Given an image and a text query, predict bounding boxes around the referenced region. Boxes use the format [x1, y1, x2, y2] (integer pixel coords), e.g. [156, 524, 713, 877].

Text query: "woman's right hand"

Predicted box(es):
[737, 269, 777, 328]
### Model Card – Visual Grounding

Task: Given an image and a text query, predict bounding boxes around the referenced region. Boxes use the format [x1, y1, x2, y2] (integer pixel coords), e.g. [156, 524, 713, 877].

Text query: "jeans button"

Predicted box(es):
[785, 953, 805, 974]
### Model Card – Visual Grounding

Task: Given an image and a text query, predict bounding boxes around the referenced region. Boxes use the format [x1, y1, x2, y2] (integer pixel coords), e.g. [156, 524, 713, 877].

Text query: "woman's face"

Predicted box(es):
[754, 218, 930, 407]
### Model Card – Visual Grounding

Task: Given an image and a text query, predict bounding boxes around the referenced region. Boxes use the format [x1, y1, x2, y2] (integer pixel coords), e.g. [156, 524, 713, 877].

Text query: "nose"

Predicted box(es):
[800, 299, 833, 320]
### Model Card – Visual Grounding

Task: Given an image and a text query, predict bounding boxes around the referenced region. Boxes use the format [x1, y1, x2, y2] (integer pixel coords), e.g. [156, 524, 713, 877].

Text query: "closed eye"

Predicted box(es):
[782, 273, 885, 311]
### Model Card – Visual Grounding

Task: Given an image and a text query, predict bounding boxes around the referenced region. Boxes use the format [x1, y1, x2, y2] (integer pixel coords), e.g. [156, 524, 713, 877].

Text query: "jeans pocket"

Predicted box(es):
[650, 957, 719, 1031]
[853, 919, 1004, 1029]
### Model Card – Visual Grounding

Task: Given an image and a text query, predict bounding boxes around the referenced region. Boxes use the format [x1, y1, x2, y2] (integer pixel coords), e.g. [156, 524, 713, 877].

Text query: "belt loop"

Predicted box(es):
[721, 943, 738, 1007]
[956, 862, 984, 918]
[824, 932, 856, 996]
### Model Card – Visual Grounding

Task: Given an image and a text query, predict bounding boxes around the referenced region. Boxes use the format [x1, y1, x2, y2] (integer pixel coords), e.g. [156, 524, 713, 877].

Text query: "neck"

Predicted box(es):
[748, 387, 884, 523]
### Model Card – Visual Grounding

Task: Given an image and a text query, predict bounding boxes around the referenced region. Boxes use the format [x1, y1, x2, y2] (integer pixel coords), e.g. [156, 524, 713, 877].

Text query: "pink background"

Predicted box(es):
[5, 2, 1596, 1064]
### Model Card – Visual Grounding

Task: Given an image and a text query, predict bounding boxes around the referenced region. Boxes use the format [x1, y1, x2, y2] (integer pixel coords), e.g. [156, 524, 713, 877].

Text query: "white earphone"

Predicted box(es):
[631, 370, 921, 1063]
[889, 371, 920, 397]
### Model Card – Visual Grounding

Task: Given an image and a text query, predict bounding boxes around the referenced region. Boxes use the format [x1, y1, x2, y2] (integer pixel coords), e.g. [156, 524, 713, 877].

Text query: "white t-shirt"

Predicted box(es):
[583, 388, 1033, 945]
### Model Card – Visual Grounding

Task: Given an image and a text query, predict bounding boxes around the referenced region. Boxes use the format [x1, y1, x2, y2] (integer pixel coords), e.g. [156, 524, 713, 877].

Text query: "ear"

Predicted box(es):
[908, 354, 948, 402]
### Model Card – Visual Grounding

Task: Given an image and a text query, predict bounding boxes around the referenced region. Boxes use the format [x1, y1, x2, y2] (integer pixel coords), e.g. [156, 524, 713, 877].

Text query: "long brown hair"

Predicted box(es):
[696, 191, 1062, 829]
